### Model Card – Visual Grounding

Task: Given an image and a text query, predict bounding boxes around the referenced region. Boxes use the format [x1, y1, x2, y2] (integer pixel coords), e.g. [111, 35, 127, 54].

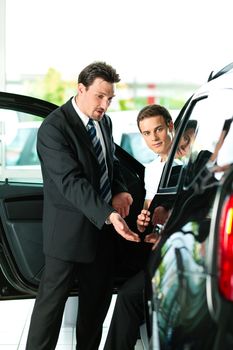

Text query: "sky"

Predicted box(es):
[5, 0, 233, 86]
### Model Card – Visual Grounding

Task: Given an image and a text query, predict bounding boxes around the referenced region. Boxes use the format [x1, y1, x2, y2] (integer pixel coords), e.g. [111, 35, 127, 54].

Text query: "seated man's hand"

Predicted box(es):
[136, 209, 151, 232]
[144, 206, 169, 248]
[152, 206, 169, 225]
[144, 232, 161, 247]
[112, 192, 133, 218]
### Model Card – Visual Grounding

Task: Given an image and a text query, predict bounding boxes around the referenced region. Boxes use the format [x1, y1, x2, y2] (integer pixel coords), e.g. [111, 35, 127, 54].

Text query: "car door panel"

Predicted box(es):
[0, 184, 44, 298]
[0, 154, 146, 298]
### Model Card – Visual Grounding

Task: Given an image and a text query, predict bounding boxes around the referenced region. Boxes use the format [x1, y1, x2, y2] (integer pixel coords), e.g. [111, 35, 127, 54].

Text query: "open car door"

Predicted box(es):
[0, 92, 146, 300]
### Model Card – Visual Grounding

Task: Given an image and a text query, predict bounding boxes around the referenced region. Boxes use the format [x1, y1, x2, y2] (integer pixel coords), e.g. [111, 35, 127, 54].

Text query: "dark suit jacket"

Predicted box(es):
[37, 98, 128, 263]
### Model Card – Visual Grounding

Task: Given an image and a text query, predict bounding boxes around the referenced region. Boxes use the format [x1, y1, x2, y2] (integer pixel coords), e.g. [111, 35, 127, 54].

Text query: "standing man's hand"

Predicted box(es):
[112, 192, 133, 218]
[108, 212, 140, 242]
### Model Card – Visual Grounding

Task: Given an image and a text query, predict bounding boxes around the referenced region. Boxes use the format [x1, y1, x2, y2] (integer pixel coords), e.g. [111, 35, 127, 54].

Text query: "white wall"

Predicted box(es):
[0, 0, 6, 91]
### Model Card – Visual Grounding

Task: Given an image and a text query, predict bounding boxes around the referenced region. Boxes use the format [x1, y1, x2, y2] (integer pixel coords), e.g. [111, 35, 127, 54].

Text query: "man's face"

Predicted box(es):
[77, 78, 115, 121]
[139, 115, 174, 160]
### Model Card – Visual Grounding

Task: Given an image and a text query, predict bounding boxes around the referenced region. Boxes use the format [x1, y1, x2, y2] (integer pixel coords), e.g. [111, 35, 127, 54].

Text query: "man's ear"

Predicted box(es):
[168, 121, 175, 135]
[77, 83, 85, 95]
[168, 120, 174, 132]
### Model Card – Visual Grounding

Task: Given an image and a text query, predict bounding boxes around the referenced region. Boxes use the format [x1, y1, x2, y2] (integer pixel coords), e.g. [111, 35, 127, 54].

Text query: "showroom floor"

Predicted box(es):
[0, 295, 144, 349]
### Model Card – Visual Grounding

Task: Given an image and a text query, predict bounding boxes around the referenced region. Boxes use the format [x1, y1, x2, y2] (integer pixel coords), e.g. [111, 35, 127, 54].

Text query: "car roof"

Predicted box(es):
[192, 62, 233, 99]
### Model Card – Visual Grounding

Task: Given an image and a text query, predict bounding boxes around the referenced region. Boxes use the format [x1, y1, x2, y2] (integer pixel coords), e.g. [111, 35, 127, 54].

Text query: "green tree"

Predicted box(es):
[28, 68, 76, 106]
[42, 68, 66, 105]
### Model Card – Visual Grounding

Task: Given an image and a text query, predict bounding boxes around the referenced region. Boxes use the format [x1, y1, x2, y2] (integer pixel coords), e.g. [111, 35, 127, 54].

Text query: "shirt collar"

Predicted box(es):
[72, 96, 90, 127]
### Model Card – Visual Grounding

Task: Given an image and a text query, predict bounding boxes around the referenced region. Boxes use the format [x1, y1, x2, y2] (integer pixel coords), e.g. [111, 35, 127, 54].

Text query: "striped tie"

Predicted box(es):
[86, 119, 112, 203]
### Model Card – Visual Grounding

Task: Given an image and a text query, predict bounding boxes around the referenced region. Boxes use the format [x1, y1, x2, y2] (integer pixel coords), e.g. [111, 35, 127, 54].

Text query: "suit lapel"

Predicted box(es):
[62, 99, 98, 160]
[62, 100, 112, 166]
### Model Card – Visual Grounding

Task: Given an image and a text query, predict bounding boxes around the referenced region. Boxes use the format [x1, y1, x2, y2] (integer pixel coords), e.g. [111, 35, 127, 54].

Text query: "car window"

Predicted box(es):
[120, 133, 157, 164]
[0, 108, 42, 182]
[163, 89, 233, 189]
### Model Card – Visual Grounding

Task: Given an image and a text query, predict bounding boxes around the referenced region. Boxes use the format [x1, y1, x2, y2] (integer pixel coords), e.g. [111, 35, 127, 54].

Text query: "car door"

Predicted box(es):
[0, 91, 146, 300]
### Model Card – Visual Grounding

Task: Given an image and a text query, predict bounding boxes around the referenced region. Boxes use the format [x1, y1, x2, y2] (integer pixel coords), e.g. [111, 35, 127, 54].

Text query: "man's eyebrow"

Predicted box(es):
[141, 123, 163, 133]
[95, 91, 115, 98]
[153, 124, 164, 131]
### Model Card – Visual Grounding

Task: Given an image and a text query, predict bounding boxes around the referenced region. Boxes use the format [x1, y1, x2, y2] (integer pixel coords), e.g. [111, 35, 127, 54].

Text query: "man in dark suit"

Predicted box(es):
[26, 61, 140, 350]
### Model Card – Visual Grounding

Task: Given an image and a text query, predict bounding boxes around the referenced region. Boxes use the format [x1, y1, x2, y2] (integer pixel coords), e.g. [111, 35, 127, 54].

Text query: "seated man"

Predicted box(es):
[103, 104, 175, 350]
[103, 114, 199, 350]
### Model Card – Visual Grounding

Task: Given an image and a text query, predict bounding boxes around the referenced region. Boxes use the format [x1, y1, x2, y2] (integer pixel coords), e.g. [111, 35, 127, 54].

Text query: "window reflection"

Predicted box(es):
[209, 117, 233, 176]
[166, 92, 233, 189]
[175, 119, 197, 163]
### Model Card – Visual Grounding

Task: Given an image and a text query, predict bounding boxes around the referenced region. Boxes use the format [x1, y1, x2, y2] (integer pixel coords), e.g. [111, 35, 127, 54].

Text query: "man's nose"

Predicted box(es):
[100, 98, 110, 110]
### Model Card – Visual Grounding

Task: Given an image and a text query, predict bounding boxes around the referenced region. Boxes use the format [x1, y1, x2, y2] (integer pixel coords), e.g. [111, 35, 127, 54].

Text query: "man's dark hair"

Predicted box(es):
[137, 104, 172, 131]
[185, 119, 197, 132]
[78, 61, 120, 87]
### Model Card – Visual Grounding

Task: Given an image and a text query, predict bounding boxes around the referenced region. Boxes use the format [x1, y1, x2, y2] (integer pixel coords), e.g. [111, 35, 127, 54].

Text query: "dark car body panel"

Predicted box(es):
[143, 63, 233, 350]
